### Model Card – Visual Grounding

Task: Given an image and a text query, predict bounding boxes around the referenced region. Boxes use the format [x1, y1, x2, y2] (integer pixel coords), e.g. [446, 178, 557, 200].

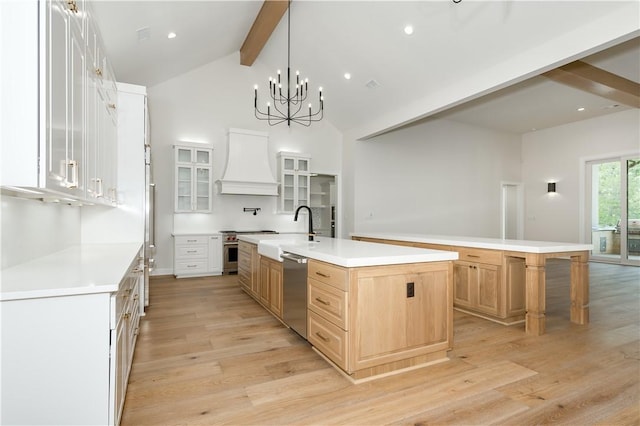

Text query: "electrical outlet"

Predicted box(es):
[406, 282, 414, 298]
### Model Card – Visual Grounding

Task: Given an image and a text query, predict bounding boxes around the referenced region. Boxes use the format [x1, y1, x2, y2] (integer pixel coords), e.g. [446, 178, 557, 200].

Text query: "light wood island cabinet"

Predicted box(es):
[238, 239, 454, 381]
[260, 255, 283, 318]
[308, 259, 453, 381]
[354, 237, 526, 325]
[239, 241, 283, 320]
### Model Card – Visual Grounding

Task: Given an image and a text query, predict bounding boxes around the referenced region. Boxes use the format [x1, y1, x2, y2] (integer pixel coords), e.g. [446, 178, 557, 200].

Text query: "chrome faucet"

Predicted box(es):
[294, 205, 315, 241]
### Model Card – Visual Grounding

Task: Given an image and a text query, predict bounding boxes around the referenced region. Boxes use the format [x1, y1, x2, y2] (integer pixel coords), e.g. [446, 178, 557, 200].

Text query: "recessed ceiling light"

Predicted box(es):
[404, 25, 414, 35]
[577, 107, 585, 111]
[167, 32, 177, 39]
[344, 73, 351, 80]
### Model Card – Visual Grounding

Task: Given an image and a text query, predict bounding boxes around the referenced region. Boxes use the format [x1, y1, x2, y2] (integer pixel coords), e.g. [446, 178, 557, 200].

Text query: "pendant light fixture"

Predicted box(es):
[253, 0, 323, 127]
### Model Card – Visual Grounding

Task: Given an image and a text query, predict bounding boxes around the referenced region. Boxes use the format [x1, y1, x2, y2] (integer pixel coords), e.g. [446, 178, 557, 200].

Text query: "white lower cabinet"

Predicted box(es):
[173, 234, 223, 278]
[0, 250, 142, 426]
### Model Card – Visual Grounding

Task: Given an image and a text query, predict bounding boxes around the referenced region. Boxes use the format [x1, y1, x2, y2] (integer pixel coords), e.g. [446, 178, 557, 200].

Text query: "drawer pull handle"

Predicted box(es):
[315, 297, 331, 306]
[187, 239, 197, 242]
[467, 254, 480, 258]
[315, 271, 331, 278]
[187, 264, 197, 268]
[315, 332, 330, 342]
[187, 250, 197, 253]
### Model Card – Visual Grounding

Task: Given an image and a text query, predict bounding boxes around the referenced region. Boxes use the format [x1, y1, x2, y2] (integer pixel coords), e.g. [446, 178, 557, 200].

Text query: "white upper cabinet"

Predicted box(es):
[277, 152, 311, 213]
[0, 0, 117, 205]
[174, 144, 213, 213]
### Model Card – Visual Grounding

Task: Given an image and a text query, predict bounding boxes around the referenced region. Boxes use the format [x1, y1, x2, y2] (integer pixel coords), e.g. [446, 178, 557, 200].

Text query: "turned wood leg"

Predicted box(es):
[525, 254, 546, 336]
[570, 251, 589, 325]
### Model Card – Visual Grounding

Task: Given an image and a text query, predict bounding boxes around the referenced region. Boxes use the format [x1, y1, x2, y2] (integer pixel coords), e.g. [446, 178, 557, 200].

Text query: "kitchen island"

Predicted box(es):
[351, 232, 592, 336]
[237, 235, 458, 381]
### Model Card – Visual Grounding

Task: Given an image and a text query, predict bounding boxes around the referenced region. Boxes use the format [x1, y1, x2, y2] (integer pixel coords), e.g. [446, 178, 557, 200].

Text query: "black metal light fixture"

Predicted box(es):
[548, 182, 557, 193]
[253, 0, 323, 127]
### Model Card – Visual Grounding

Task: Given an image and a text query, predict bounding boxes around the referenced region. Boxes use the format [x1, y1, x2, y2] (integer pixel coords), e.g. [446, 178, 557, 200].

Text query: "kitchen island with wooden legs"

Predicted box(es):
[351, 233, 592, 336]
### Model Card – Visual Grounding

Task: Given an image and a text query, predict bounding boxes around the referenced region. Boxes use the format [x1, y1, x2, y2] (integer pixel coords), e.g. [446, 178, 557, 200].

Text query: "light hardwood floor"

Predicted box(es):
[121, 260, 639, 425]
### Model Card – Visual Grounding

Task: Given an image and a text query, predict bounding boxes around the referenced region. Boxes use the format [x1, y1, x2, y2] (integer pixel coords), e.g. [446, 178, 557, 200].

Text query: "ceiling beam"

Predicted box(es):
[542, 60, 640, 108]
[240, 0, 289, 66]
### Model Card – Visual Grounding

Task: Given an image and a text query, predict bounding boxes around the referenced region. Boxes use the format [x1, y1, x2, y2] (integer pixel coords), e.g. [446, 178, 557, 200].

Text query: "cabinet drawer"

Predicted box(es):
[175, 260, 208, 274]
[308, 278, 348, 329]
[308, 260, 348, 291]
[456, 247, 503, 265]
[175, 236, 208, 245]
[308, 311, 347, 370]
[175, 245, 207, 258]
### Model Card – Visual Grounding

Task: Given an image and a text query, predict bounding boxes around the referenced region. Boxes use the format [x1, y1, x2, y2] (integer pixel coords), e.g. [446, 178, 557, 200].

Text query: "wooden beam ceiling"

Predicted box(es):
[542, 60, 640, 108]
[240, 0, 289, 66]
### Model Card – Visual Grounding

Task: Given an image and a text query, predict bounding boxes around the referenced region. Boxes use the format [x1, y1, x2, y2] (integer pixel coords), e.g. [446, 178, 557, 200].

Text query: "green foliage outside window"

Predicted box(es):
[597, 159, 640, 226]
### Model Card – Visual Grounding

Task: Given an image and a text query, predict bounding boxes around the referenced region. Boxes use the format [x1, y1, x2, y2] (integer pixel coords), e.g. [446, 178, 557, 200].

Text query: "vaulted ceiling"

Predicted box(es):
[91, 1, 639, 137]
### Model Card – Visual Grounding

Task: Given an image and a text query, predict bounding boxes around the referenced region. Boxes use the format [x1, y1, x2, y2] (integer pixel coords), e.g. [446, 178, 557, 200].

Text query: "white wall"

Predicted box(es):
[522, 109, 640, 243]
[352, 119, 522, 237]
[0, 197, 80, 269]
[147, 52, 342, 274]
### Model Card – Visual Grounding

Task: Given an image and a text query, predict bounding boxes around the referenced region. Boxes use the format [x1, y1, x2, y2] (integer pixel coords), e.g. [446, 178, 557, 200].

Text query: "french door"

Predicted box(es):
[586, 155, 640, 265]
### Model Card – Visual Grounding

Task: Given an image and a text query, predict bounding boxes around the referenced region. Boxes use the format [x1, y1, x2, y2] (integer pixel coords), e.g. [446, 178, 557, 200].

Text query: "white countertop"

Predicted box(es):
[1, 243, 142, 301]
[238, 235, 458, 268]
[238, 233, 307, 245]
[351, 232, 593, 254]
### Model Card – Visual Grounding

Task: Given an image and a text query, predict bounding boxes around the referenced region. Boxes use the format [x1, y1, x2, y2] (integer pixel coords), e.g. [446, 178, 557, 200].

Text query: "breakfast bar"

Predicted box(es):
[351, 233, 593, 336]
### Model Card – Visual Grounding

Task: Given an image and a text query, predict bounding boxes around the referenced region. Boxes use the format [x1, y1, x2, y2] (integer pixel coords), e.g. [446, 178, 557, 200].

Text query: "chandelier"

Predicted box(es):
[253, 0, 323, 127]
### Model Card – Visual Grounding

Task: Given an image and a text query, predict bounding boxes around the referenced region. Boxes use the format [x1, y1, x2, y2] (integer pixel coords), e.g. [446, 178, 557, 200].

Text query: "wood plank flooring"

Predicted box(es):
[121, 260, 639, 425]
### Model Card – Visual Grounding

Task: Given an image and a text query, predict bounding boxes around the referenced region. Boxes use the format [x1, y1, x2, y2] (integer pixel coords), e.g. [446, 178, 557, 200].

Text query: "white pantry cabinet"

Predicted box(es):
[0, 0, 117, 204]
[277, 152, 311, 213]
[0, 243, 142, 426]
[174, 144, 213, 213]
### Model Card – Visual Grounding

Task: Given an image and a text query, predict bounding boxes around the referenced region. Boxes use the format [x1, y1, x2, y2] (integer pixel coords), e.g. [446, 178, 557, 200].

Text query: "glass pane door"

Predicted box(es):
[626, 157, 640, 262]
[587, 156, 640, 265]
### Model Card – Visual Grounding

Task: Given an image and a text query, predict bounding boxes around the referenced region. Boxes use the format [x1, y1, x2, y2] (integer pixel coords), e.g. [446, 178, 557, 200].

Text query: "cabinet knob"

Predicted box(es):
[95, 68, 103, 77]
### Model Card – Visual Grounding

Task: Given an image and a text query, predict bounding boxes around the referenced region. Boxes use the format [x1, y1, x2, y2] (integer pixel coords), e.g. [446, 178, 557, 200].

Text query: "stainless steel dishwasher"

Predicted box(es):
[281, 252, 308, 339]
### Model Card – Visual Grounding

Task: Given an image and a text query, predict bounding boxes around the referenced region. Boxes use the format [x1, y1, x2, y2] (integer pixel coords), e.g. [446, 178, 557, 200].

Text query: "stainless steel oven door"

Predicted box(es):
[223, 243, 238, 274]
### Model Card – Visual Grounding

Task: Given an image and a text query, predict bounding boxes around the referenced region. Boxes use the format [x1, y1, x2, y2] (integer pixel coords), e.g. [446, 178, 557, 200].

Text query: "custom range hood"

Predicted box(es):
[217, 128, 278, 196]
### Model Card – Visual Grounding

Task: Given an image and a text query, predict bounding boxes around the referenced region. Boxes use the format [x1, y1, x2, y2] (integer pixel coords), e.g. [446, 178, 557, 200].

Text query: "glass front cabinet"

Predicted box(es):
[174, 144, 213, 213]
[277, 152, 311, 213]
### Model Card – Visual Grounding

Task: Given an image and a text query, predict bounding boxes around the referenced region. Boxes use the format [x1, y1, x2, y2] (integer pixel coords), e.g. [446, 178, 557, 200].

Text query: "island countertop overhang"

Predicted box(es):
[350, 232, 592, 254]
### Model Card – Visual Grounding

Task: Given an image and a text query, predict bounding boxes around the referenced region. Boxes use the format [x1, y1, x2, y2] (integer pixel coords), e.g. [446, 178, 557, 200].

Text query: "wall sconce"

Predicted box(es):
[243, 207, 261, 215]
[547, 182, 557, 193]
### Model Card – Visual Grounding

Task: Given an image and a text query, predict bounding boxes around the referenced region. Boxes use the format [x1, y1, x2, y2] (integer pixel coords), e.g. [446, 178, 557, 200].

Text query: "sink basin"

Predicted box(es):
[258, 236, 319, 261]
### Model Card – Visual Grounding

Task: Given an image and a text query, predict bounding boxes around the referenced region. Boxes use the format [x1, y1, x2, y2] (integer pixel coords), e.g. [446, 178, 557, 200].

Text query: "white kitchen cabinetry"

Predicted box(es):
[174, 144, 213, 213]
[0, 0, 117, 204]
[0, 244, 142, 426]
[173, 234, 222, 278]
[277, 152, 310, 213]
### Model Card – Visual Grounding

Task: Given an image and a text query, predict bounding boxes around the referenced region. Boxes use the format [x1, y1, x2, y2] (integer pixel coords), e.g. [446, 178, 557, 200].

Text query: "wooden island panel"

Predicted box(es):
[308, 259, 453, 381]
[353, 235, 590, 336]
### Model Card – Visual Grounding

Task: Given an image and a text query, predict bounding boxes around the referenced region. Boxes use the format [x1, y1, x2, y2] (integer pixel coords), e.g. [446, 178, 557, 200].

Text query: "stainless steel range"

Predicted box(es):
[220, 230, 277, 274]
